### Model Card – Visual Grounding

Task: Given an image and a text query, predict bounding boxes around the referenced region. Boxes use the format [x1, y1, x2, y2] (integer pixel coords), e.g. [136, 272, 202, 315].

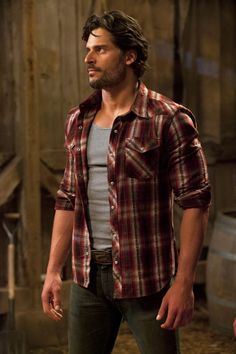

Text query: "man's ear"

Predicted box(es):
[125, 50, 137, 66]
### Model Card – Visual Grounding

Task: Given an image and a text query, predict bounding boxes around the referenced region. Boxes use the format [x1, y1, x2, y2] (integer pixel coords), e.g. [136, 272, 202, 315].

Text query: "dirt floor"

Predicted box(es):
[29, 298, 236, 354]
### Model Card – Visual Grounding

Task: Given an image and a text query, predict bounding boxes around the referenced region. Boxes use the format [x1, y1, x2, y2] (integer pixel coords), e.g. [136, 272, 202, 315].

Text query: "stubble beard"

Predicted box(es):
[88, 59, 127, 90]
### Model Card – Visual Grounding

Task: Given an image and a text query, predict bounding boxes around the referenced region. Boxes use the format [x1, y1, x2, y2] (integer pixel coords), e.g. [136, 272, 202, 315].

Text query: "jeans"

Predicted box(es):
[68, 262, 180, 354]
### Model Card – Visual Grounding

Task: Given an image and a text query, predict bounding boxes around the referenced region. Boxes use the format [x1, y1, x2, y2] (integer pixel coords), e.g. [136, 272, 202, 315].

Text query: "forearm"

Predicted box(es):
[46, 209, 74, 274]
[175, 207, 209, 286]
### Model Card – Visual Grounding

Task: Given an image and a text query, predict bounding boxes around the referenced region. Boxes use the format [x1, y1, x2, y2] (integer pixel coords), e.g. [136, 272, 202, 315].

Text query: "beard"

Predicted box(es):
[88, 57, 127, 90]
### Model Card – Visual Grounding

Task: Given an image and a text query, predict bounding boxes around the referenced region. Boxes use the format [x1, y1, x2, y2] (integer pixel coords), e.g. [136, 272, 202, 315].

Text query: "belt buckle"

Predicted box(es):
[92, 249, 112, 265]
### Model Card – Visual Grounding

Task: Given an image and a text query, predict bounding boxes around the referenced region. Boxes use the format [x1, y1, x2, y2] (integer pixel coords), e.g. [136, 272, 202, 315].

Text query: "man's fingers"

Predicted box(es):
[42, 300, 63, 321]
[160, 309, 177, 329]
[41, 288, 63, 321]
[156, 298, 168, 321]
[161, 308, 193, 330]
[41, 292, 52, 313]
[171, 312, 183, 329]
[50, 281, 61, 307]
[50, 308, 63, 320]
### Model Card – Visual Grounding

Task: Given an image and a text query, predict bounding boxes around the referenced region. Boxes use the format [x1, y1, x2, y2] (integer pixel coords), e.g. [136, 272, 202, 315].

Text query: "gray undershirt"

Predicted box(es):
[87, 123, 112, 250]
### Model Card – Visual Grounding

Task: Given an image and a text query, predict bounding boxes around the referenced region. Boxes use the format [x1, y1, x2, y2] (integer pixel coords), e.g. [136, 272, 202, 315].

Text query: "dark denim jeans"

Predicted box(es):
[69, 262, 180, 354]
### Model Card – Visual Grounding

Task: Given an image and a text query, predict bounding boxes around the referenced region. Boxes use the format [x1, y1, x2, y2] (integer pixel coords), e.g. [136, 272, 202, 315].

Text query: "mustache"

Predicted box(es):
[87, 65, 101, 71]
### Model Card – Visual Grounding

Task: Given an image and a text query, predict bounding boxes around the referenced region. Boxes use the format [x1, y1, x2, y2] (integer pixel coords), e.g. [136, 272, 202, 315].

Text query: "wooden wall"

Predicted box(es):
[0, 1, 15, 167]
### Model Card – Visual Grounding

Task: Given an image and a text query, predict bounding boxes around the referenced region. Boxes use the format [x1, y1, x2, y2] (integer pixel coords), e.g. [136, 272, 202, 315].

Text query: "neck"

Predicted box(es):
[101, 75, 138, 115]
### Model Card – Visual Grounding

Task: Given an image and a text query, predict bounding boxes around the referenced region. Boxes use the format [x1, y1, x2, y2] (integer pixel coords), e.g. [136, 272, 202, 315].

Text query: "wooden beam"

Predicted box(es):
[40, 162, 61, 198]
[40, 149, 65, 171]
[19, 0, 41, 306]
[0, 156, 22, 207]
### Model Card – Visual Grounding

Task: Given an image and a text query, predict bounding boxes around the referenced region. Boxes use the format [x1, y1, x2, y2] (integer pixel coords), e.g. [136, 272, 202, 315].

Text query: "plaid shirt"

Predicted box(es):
[55, 82, 211, 299]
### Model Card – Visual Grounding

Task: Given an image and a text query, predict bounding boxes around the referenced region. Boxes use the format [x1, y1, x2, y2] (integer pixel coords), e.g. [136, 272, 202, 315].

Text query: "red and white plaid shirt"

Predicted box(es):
[55, 82, 211, 298]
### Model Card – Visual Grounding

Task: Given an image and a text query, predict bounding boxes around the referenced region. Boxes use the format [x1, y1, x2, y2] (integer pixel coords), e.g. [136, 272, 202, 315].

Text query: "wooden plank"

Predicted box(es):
[0, 156, 22, 207]
[35, 0, 63, 152]
[40, 149, 66, 170]
[20, 0, 42, 301]
[77, 0, 93, 102]
[220, 1, 236, 147]
[106, 0, 174, 96]
[0, 153, 14, 168]
[0, 0, 15, 165]
[59, 0, 79, 118]
[40, 161, 62, 198]
[9, 0, 30, 288]
[182, 0, 221, 141]
[11, 0, 24, 156]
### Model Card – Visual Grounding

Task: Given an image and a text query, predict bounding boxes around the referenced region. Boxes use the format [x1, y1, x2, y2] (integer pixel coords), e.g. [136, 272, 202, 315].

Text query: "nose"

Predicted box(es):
[84, 50, 95, 64]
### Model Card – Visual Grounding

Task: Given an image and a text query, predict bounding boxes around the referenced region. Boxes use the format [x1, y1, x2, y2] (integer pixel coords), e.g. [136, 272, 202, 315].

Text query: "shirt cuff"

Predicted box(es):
[175, 185, 211, 209]
[55, 189, 75, 210]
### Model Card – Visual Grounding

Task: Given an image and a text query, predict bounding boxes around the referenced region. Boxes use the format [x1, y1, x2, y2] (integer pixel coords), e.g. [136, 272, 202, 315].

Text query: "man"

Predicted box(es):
[41, 10, 211, 354]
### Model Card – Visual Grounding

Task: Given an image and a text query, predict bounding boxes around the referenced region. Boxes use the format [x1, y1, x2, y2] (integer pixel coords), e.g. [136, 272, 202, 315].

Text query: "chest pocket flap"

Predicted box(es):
[125, 137, 160, 152]
[125, 137, 160, 179]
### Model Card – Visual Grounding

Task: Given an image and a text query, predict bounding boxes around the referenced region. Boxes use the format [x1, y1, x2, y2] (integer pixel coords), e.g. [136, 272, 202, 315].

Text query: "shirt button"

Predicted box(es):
[111, 205, 115, 210]
[79, 125, 83, 130]
[113, 129, 118, 133]
[85, 251, 89, 256]
[114, 260, 118, 265]
[110, 181, 114, 185]
[77, 147, 81, 151]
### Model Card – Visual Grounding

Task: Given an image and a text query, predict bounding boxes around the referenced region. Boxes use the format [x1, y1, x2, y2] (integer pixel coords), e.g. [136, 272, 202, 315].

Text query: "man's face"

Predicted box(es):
[84, 28, 127, 89]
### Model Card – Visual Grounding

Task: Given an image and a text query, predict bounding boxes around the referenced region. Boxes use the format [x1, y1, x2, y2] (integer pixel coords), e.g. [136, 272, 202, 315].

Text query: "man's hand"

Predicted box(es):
[41, 272, 63, 321]
[233, 318, 236, 337]
[156, 281, 194, 330]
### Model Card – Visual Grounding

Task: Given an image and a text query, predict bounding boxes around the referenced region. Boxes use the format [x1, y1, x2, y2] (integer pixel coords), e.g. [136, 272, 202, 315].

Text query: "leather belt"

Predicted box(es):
[91, 248, 112, 265]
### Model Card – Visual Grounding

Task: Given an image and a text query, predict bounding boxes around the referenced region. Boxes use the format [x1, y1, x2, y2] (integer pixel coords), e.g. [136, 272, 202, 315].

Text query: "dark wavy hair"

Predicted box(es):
[82, 10, 149, 78]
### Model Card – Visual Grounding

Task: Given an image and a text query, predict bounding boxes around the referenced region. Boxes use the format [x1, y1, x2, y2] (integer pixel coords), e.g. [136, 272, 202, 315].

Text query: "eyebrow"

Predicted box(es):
[85, 44, 109, 50]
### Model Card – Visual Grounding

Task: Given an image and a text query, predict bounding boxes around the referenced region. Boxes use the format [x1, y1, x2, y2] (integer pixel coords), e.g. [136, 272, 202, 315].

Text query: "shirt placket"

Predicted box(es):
[75, 112, 95, 286]
[107, 119, 122, 297]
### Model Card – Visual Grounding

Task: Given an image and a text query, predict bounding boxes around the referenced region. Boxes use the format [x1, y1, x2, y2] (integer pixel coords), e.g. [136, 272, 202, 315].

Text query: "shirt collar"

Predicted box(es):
[131, 81, 150, 119]
[79, 81, 150, 119]
[79, 90, 102, 116]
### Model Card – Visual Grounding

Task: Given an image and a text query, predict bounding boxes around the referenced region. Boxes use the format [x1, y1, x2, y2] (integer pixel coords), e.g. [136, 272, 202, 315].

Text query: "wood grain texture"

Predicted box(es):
[0, 156, 22, 207]
[0, 0, 15, 166]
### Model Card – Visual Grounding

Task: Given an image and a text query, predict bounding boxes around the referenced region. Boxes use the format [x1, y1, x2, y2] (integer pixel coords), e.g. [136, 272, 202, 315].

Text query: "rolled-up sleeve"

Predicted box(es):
[167, 110, 211, 209]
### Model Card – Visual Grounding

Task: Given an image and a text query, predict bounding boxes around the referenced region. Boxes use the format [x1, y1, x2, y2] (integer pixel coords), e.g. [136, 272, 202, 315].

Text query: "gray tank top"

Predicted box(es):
[87, 123, 112, 250]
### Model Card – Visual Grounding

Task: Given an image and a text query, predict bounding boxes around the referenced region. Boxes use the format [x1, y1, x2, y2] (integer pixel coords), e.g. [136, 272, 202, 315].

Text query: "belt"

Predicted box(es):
[91, 248, 112, 265]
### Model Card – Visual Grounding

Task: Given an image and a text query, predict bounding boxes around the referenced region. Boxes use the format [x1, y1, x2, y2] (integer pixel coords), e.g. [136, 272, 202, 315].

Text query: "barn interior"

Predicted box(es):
[0, 0, 236, 353]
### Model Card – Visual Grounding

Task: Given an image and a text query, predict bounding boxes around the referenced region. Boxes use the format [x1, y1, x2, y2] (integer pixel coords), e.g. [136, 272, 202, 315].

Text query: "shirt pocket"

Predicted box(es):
[125, 137, 160, 179]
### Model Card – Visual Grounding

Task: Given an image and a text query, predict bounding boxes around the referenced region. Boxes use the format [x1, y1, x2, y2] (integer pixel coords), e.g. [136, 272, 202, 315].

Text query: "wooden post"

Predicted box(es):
[77, 0, 93, 102]
[19, 0, 42, 307]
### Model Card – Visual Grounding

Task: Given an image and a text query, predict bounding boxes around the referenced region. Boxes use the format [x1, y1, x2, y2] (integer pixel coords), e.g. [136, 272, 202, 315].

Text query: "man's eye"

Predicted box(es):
[96, 47, 105, 53]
